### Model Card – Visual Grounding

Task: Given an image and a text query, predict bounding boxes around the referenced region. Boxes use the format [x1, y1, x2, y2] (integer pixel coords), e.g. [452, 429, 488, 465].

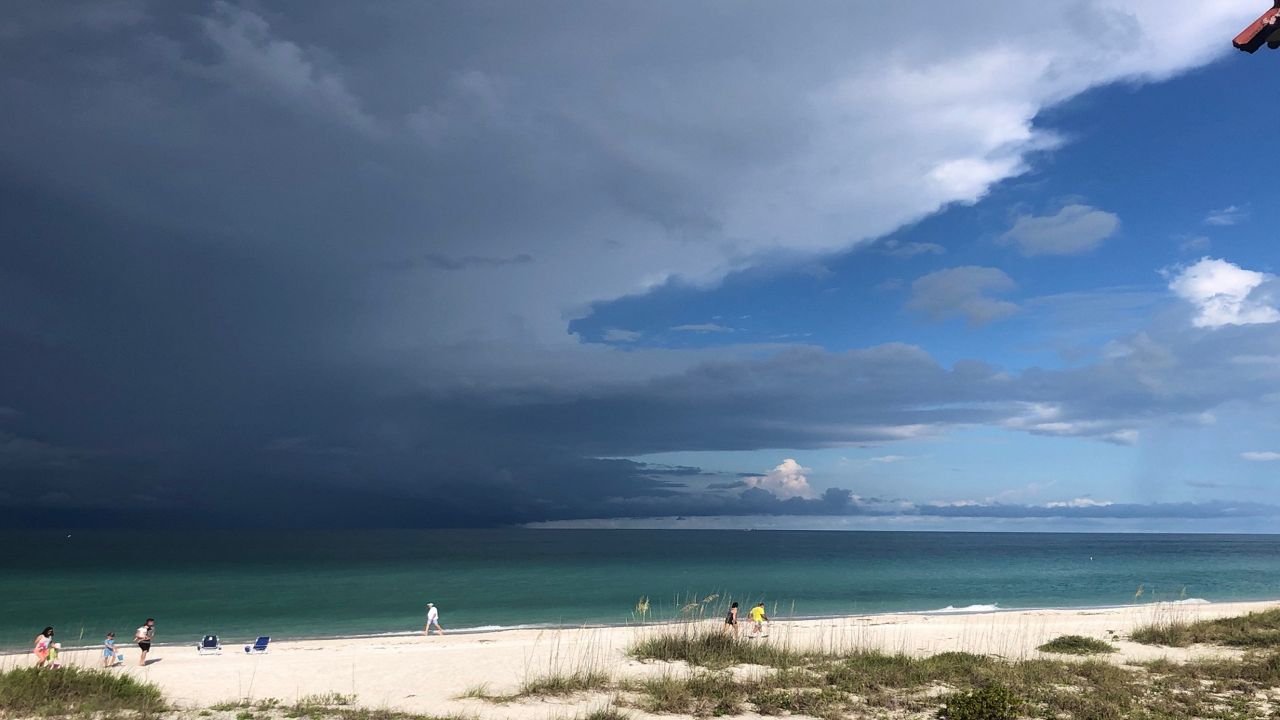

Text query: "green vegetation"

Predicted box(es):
[935, 683, 1019, 720]
[630, 629, 810, 669]
[516, 671, 611, 697]
[821, 650, 996, 694]
[1131, 607, 1280, 648]
[0, 666, 166, 718]
[457, 684, 491, 700]
[1129, 619, 1193, 647]
[1143, 651, 1280, 690]
[210, 695, 465, 720]
[613, 628, 1280, 718]
[280, 708, 471, 720]
[636, 672, 743, 717]
[456, 671, 612, 703]
[1036, 634, 1117, 655]
[623, 655, 1136, 718]
[579, 703, 629, 720]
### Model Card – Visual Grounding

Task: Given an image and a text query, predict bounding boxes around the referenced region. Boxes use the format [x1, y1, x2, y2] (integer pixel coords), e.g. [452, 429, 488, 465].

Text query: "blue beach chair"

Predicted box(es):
[197, 635, 222, 654]
[244, 636, 270, 654]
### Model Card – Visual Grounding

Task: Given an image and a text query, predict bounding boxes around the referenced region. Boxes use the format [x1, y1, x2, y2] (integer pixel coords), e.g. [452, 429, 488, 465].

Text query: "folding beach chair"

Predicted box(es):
[197, 635, 222, 655]
[244, 636, 270, 654]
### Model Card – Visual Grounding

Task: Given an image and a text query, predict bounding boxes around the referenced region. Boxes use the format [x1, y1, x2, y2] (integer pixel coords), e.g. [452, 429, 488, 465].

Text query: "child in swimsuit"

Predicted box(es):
[102, 632, 118, 667]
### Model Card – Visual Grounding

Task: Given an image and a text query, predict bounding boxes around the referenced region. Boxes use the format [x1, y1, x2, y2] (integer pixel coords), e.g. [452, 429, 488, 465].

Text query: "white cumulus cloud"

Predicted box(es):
[743, 459, 816, 500]
[1167, 257, 1280, 328]
[1242, 451, 1280, 462]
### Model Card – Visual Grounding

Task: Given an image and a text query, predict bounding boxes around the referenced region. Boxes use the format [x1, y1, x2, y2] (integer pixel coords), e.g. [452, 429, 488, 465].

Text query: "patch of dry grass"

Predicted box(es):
[1131, 607, 1280, 648]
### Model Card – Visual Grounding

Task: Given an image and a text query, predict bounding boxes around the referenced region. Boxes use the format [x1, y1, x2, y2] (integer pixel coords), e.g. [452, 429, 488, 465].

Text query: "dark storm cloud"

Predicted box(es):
[405, 254, 535, 271]
[0, 1, 1271, 525]
[436, 329, 1280, 457]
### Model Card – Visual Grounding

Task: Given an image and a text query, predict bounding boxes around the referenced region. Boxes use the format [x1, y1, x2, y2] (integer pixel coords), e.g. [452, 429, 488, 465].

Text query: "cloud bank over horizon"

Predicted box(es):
[1, 0, 1277, 528]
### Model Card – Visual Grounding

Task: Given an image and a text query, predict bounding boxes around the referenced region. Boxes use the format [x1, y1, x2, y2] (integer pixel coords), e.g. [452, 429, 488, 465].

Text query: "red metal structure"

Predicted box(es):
[1235, 1, 1280, 52]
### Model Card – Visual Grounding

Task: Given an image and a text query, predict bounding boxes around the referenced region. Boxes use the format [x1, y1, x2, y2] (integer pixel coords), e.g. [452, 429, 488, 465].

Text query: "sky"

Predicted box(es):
[1, 0, 1278, 530]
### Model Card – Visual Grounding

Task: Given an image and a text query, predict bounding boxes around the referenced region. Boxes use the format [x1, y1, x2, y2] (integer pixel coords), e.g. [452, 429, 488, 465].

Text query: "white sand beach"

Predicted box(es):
[3, 601, 1274, 718]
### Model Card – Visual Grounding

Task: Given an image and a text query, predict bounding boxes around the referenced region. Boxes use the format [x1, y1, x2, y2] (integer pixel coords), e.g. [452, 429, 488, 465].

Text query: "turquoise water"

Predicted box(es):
[3, 529, 1280, 651]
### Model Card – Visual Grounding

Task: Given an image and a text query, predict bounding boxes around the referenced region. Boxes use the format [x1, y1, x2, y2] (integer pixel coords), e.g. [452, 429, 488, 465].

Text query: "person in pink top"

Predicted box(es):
[32, 627, 53, 668]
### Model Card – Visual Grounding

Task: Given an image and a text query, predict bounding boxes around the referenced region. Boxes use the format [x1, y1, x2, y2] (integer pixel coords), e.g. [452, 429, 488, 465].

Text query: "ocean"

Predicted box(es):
[3, 529, 1279, 651]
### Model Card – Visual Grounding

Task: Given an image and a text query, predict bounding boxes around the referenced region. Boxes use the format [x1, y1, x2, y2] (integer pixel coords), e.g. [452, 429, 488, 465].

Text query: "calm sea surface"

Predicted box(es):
[2, 529, 1279, 651]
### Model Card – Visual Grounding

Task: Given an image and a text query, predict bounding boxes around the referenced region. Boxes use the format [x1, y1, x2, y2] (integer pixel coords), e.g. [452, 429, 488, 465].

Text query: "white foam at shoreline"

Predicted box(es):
[926, 604, 1000, 614]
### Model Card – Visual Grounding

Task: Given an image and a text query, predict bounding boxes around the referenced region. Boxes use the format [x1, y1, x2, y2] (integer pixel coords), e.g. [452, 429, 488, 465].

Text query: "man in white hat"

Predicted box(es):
[424, 602, 445, 636]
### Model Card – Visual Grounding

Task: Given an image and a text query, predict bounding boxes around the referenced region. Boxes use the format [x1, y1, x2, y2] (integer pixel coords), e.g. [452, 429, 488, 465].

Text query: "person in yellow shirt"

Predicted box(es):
[748, 602, 769, 638]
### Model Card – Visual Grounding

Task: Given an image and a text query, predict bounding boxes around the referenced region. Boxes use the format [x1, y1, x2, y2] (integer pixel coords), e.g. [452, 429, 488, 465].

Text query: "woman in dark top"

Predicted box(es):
[724, 602, 739, 637]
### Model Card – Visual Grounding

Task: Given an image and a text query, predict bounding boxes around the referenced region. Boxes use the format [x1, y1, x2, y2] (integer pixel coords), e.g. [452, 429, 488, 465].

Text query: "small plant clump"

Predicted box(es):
[1130, 620, 1193, 647]
[517, 671, 612, 697]
[458, 683, 492, 700]
[1036, 634, 1117, 655]
[936, 683, 1020, 720]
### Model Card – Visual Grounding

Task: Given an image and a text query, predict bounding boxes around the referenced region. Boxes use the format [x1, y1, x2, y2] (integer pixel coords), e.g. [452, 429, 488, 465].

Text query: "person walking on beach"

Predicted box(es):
[134, 618, 155, 666]
[33, 627, 53, 668]
[101, 632, 118, 668]
[424, 602, 445, 635]
[724, 602, 739, 637]
[748, 602, 769, 639]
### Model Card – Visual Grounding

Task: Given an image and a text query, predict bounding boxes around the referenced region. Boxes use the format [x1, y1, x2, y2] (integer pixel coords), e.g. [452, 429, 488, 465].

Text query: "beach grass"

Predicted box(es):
[218, 694, 470, 720]
[618, 627, 1280, 719]
[516, 670, 611, 697]
[624, 654, 1264, 719]
[1035, 634, 1117, 655]
[1129, 619, 1194, 647]
[635, 671, 744, 717]
[0, 666, 166, 718]
[579, 708, 628, 720]
[630, 628, 812, 669]
[459, 671, 612, 703]
[281, 708, 472, 720]
[1131, 607, 1280, 648]
[572, 698, 629, 720]
[457, 684, 491, 700]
